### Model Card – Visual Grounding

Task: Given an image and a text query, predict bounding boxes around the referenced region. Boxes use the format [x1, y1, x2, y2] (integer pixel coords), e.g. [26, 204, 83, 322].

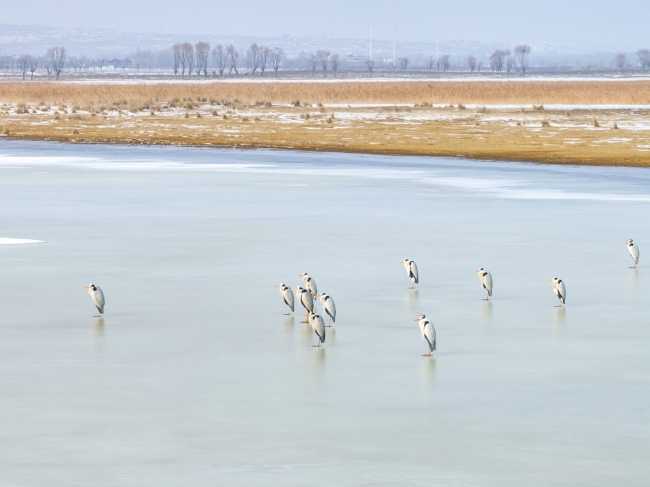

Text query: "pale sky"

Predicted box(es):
[3, 0, 648, 48]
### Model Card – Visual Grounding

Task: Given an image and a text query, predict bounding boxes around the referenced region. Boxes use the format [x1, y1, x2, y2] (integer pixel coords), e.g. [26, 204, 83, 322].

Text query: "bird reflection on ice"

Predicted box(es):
[553, 307, 566, 326]
[310, 347, 326, 372]
[480, 300, 493, 326]
[420, 357, 436, 385]
[92, 317, 105, 338]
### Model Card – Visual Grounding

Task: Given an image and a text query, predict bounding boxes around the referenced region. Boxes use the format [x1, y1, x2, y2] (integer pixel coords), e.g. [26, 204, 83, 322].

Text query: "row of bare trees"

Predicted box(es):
[305, 50, 341, 77]
[615, 50, 650, 69]
[172, 42, 285, 77]
[487, 45, 531, 75]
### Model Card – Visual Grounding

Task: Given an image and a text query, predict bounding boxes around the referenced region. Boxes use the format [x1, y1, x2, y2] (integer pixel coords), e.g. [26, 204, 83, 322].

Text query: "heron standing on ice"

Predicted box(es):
[475, 268, 493, 300]
[399, 259, 419, 289]
[413, 314, 436, 356]
[315, 293, 336, 326]
[548, 277, 566, 307]
[624, 239, 639, 268]
[298, 273, 318, 297]
[84, 283, 105, 317]
[276, 283, 294, 315]
[295, 286, 314, 322]
[308, 313, 326, 347]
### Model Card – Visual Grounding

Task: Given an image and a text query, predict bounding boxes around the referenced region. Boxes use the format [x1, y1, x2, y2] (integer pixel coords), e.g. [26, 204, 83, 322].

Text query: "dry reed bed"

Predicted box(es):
[1, 80, 650, 107]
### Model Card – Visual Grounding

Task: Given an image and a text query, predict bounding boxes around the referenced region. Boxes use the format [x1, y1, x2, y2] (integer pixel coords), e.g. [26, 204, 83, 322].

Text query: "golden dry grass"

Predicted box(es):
[1, 81, 649, 167]
[1, 80, 650, 107]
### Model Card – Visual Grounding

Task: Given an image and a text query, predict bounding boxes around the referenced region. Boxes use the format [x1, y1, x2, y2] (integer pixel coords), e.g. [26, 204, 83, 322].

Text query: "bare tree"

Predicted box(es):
[172, 43, 181, 76]
[308, 54, 318, 76]
[259, 46, 270, 76]
[398, 57, 409, 71]
[489, 49, 507, 73]
[330, 54, 340, 78]
[440, 55, 451, 72]
[46, 47, 67, 80]
[212, 44, 228, 77]
[246, 43, 261, 75]
[365, 58, 376, 77]
[269, 47, 284, 76]
[315, 50, 330, 77]
[514, 44, 531, 76]
[17, 55, 30, 80]
[179, 42, 193, 78]
[227, 45, 239, 75]
[28, 56, 38, 80]
[467, 55, 476, 72]
[505, 51, 514, 75]
[477, 60, 483, 73]
[426, 56, 435, 72]
[615, 53, 626, 70]
[195, 42, 210, 78]
[637, 49, 650, 70]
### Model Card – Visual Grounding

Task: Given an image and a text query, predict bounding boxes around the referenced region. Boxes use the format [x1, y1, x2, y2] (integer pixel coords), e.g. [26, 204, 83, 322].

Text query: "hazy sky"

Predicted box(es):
[4, 0, 648, 47]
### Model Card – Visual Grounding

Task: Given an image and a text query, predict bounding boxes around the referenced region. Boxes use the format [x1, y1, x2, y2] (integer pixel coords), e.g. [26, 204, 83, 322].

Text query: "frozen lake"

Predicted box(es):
[0, 140, 648, 486]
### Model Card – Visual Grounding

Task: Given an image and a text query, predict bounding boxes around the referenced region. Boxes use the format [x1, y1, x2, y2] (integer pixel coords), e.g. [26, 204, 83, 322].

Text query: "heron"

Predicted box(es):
[624, 239, 639, 268]
[298, 273, 318, 297]
[548, 277, 566, 307]
[315, 293, 336, 326]
[308, 312, 326, 347]
[475, 268, 493, 300]
[413, 314, 436, 356]
[294, 286, 314, 322]
[83, 283, 105, 317]
[276, 283, 294, 315]
[399, 259, 419, 289]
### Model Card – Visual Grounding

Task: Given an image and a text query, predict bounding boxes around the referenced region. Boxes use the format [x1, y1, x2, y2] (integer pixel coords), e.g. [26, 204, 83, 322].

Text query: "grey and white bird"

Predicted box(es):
[315, 293, 336, 326]
[475, 268, 493, 300]
[294, 286, 314, 321]
[83, 283, 105, 317]
[399, 259, 419, 289]
[298, 273, 318, 297]
[308, 312, 326, 347]
[548, 277, 566, 307]
[276, 283, 295, 315]
[624, 239, 640, 268]
[413, 314, 436, 356]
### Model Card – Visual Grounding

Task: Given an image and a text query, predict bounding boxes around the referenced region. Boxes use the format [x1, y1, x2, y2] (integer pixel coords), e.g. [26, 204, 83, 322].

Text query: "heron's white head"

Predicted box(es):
[298, 273, 309, 279]
[474, 267, 484, 273]
[624, 239, 634, 246]
[83, 283, 98, 293]
[399, 259, 410, 265]
[548, 277, 561, 285]
[413, 314, 426, 322]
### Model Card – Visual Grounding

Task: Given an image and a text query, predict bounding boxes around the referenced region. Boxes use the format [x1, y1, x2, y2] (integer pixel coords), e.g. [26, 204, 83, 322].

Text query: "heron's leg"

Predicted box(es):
[421, 352, 432, 357]
[283, 313, 291, 315]
[93, 314, 102, 317]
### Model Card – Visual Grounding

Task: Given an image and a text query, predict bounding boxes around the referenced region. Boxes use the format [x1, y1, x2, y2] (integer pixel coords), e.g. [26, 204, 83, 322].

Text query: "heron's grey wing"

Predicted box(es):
[558, 282, 566, 303]
[484, 272, 493, 296]
[315, 317, 326, 343]
[283, 288, 295, 311]
[630, 245, 640, 264]
[424, 322, 436, 352]
[410, 261, 419, 283]
[92, 287, 105, 313]
[305, 292, 314, 312]
[325, 297, 336, 322]
[308, 278, 318, 296]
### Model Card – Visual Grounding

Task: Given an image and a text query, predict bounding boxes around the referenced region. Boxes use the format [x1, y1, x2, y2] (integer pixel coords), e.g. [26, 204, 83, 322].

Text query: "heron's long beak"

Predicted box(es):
[413, 317, 421, 322]
[474, 269, 480, 273]
[398, 261, 404, 264]
[547, 279, 554, 282]
[83, 285, 90, 289]
[275, 285, 281, 288]
[298, 274, 306, 277]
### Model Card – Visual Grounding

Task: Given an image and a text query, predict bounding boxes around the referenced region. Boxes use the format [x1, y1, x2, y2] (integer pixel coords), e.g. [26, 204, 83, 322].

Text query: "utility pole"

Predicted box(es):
[393, 26, 396, 66]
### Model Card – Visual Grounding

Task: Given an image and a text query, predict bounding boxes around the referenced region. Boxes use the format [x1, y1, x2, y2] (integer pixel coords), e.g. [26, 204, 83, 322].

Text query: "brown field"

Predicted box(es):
[2, 80, 650, 106]
[1, 80, 649, 167]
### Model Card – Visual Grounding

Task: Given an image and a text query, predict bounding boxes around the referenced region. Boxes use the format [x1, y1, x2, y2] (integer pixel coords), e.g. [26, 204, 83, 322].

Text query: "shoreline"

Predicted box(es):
[1, 80, 648, 168]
